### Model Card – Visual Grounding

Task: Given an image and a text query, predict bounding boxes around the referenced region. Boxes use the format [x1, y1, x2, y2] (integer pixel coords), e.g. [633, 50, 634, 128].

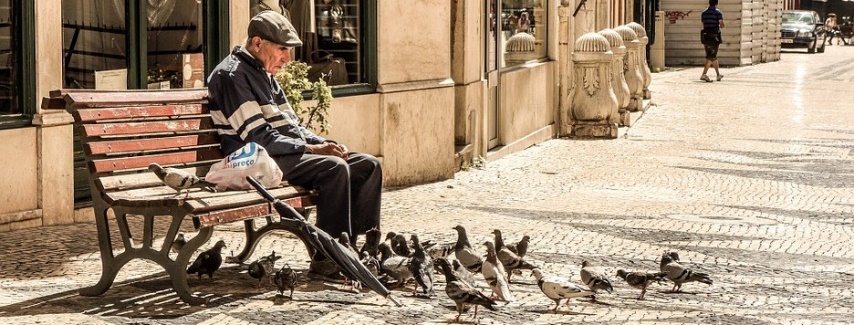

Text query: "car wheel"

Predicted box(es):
[808, 39, 817, 53]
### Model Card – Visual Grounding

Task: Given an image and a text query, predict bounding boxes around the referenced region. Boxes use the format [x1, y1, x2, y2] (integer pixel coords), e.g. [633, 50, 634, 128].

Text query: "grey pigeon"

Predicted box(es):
[391, 234, 412, 257]
[424, 241, 455, 260]
[482, 241, 514, 302]
[452, 259, 477, 285]
[148, 163, 216, 198]
[660, 251, 713, 292]
[493, 229, 535, 281]
[338, 232, 359, 257]
[360, 251, 381, 277]
[616, 269, 667, 300]
[378, 242, 412, 287]
[171, 232, 187, 254]
[506, 235, 530, 258]
[187, 240, 226, 280]
[532, 268, 595, 311]
[359, 227, 382, 258]
[248, 251, 281, 287]
[408, 234, 435, 296]
[579, 261, 613, 301]
[453, 225, 483, 273]
[274, 263, 299, 299]
[435, 258, 497, 323]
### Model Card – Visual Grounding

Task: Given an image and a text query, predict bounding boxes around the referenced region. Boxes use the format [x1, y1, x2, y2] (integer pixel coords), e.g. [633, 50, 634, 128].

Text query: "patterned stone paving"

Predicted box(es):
[3, 47, 854, 324]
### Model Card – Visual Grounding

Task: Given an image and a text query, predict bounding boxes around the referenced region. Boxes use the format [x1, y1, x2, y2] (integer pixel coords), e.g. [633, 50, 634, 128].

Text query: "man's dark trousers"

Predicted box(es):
[274, 153, 382, 240]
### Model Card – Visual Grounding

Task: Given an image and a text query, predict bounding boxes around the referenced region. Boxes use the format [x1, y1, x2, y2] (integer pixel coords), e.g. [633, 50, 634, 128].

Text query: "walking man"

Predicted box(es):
[700, 0, 725, 82]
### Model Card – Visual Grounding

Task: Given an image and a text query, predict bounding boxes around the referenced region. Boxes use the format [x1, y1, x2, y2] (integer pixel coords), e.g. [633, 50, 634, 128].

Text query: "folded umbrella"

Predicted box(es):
[246, 176, 402, 306]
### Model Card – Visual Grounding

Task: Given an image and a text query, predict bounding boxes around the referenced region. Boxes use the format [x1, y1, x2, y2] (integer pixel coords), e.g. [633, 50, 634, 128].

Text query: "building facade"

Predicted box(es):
[0, 0, 646, 231]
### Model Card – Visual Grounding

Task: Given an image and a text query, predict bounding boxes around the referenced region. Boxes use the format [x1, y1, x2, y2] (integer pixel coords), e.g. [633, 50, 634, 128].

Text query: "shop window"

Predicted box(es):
[62, 0, 221, 90]
[499, 0, 548, 68]
[0, 0, 34, 124]
[250, 0, 375, 89]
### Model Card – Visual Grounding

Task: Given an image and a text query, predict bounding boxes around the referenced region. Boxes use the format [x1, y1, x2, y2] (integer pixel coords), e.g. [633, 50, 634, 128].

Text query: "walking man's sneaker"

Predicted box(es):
[700, 74, 712, 82]
[716, 74, 724, 81]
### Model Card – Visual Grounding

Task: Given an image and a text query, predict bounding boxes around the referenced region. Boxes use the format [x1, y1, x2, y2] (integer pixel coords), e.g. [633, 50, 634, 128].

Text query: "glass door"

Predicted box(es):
[486, 0, 500, 149]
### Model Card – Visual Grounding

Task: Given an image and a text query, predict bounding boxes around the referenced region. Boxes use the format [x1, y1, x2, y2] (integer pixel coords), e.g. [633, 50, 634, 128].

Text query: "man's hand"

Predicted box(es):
[305, 142, 349, 159]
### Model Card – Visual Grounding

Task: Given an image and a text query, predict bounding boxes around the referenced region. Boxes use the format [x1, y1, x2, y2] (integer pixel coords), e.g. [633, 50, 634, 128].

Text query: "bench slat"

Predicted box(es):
[81, 118, 213, 138]
[64, 89, 209, 108]
[86, 134, 219, 155]
[106, 184, 310, 213]
[72, 104, 205, 122]
[96, 166, 212, 192]
[193, 195, 312, 228]
[89, 149, 223, 173]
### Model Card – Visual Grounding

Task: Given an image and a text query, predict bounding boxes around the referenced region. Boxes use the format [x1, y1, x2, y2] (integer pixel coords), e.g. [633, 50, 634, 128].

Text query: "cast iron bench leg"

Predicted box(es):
[79, 205, 120, 297]
[227, 215, 316, 264]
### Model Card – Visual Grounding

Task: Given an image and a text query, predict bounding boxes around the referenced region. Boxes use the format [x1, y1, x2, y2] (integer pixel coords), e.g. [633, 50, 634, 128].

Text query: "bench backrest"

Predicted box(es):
[59, 89, 222, 197]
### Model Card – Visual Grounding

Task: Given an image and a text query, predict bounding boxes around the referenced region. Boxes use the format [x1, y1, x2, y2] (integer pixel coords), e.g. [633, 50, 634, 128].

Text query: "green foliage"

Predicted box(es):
[274, 61, 333, 134]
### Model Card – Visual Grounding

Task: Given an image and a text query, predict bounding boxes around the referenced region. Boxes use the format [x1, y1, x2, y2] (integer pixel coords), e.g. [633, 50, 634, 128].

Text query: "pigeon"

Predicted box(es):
[493, 229, 536, 281]
[187, 240, 226, 280]
[360, 227, 382, 258]
[274, 263, 299, 299]
[424, 241, 455, 260]
[338, 232, 359, 257]
[360, 251, 381, 277]
[435, 258, 497, 323]
[248, 251, 281, 287]
[171, 232, 187, 254]
[408, 234, 435, 296]
[506, 235, 531, 258]
[452, 259, 477, 285]
[148, 163, 217, 198]
[482, 241, 514, 302]
[453, 225, 483, 273]
[378, 242, 412, 287]
[531, 268, 595, 311]
[616, 269, 667, 300]
[392, 234, 412, 257]
[660, 251, 713, 292]
[579, 261, 614, 301]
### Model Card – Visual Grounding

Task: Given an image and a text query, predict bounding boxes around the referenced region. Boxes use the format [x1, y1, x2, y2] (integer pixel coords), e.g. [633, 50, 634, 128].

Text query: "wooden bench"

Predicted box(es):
[50, 89, 315, 305]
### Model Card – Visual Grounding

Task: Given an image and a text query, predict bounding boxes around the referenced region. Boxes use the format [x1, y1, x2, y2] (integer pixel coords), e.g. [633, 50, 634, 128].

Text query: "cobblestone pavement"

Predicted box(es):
[3, 47, 854, 324]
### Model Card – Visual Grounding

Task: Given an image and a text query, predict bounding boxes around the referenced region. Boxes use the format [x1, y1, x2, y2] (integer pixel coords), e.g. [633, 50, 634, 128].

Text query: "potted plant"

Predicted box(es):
[273, 61, 333, 134]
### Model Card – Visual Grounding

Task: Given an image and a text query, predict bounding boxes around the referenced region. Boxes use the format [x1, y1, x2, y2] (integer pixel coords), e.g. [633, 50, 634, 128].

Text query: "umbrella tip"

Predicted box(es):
[388, 294, 404, 307]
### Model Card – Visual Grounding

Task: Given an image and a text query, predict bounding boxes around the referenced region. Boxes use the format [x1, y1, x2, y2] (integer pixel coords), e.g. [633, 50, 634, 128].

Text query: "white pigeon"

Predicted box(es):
[148, 163, 216, 198]
[482, 241, 514, 302]
[531, 268, 595, 311]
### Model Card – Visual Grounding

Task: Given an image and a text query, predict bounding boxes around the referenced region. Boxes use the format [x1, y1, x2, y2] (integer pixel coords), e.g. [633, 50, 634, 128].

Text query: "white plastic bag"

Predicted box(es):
[205, 142, 283, 191]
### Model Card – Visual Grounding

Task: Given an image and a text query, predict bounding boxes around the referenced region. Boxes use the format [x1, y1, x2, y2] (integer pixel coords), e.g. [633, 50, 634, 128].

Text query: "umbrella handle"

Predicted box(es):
[246, 176, 277, 202]
[246, 176, 309, 223]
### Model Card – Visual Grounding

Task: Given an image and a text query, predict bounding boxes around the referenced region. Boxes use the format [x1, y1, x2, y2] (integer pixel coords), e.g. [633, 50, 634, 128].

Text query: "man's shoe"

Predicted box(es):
[716, 74, 724, 81]
[307, 257, 346, 284]
[700, 75, 712, 82]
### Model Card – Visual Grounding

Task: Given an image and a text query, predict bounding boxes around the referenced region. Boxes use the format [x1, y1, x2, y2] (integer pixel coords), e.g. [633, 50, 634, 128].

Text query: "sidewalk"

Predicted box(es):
[3, 48, 854, 324]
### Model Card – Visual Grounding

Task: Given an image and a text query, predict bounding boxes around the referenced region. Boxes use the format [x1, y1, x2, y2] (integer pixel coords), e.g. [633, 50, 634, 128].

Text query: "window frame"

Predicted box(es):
[0, 0, 35, 129]
[331, 0, 377, 97]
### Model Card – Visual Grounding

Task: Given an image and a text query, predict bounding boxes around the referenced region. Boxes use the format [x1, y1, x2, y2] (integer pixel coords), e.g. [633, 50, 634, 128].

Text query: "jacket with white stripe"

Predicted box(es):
[208, 46, 326, 157]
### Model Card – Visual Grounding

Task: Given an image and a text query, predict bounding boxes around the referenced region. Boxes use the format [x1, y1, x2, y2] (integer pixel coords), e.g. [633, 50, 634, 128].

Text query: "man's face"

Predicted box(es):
[252, 37, 292, 74]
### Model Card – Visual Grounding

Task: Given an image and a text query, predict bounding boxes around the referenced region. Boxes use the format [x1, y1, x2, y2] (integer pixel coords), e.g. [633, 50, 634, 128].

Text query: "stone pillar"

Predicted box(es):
[650, 11, 666, 71]
[614, 25, 643, 112]
[627, 22, 652, 100]
[569, 33, 618, 139]
[597, 29, 630, 126]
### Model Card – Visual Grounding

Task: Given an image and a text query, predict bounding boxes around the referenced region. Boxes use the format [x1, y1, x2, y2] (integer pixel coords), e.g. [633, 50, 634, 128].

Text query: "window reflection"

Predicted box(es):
[500, 0, 546, 67]
[0, 0, 17, 115]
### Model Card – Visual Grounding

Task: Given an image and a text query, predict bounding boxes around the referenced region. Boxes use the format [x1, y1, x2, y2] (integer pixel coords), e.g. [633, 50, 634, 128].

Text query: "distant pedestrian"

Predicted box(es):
[826, 13, 845, 45]
[700, 0, 725, 82]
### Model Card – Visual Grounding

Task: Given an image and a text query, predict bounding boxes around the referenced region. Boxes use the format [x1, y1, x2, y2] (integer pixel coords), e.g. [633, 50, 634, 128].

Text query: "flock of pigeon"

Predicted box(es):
[173, 224, 714, 323]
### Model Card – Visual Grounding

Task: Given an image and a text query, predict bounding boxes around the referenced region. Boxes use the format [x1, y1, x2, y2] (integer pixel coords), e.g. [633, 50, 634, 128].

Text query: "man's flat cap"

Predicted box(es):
[248, 10, 303, 47]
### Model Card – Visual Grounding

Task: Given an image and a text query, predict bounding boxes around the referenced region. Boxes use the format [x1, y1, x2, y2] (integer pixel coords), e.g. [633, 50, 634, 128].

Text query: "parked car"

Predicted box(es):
[781, 10, 827, 53]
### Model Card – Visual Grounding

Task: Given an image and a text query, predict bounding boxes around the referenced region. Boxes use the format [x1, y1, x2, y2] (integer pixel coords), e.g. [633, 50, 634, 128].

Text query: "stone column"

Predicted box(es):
[614, 25, 643, 112]
[597, 29, 630, 126]
[627, 22, 652, 99]
[569, 33, 618, 139]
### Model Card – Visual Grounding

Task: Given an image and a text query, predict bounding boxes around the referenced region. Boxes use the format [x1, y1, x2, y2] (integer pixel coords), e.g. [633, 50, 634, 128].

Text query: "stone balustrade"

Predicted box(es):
[627, 22, 653, 100]
[614, 25, 643, 112]
[569, 32, 618, 139]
